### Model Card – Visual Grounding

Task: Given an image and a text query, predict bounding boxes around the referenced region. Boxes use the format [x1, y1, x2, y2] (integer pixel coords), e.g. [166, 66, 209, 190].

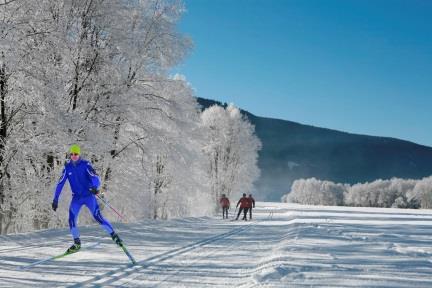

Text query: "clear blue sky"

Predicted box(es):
[174, 0, 432, 147]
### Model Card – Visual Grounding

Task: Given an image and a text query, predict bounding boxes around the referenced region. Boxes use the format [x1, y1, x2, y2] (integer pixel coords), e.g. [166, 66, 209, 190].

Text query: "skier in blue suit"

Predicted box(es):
[52, 144, 123, 253]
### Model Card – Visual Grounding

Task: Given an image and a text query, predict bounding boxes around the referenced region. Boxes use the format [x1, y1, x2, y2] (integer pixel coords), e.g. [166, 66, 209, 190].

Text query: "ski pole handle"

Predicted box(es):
[96, 194, 127, 221]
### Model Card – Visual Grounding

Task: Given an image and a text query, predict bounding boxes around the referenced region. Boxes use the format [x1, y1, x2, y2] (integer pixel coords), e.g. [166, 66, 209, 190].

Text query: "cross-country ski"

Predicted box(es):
[118, 243, 137, 265]
[19, 242, 101, 270]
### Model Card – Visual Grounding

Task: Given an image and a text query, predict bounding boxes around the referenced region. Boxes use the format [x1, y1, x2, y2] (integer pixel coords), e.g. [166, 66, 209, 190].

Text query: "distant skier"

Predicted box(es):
[248, 194, 256, 220]
[219, 194, 230, 219]
[235, 193, 250, 221]
[51, 144, 123, 253]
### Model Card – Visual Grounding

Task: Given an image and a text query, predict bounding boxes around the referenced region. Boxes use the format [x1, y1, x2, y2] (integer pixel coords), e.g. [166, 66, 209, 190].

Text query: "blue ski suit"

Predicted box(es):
[53, 159, 114, 240]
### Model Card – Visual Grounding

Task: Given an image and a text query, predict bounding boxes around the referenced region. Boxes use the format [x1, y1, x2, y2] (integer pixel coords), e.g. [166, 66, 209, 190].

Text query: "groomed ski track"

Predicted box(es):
[2, 202, 432, 287]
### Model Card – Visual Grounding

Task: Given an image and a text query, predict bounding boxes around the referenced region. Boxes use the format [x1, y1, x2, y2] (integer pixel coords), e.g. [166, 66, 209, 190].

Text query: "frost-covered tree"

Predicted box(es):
[408, 176, 432, 209]
[282, 176, 431, 209]
[0, 0, 59, 233]
[283, 178, 346, 206]
[201, 104, 261, 211]
[121, 75, 211, 220]
[345, 178, 418, 208]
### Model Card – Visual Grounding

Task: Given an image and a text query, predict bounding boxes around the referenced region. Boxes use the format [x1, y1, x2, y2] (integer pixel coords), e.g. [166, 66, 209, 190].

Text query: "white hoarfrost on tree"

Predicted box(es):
[201, 104, 261, 211]
[113, 75, 211, 220]
[408, 176, 432, 209]
[345, 178, 418, 208]
[282, 178, 346, 206]
[0, 0, 59, 234]
[0, 0, 217, 234]
[283, 176, 432, 209]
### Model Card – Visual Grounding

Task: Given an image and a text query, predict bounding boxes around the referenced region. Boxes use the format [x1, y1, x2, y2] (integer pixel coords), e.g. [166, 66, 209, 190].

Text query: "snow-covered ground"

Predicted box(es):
[2, 202, 432, 287]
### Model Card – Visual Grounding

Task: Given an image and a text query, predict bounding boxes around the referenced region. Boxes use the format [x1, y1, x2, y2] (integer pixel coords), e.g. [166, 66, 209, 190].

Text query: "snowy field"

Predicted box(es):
[2, 202, 432, 287]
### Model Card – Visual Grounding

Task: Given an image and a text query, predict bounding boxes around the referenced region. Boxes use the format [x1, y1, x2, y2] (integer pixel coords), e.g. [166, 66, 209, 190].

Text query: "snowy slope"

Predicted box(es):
[2, 202, 432, 287]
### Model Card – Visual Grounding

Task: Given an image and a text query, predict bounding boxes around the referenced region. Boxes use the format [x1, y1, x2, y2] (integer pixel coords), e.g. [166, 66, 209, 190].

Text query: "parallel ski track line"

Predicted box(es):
[132, 213, 308, 288]
[113, 210, 279, 287]
[117, 222, 255, 287]
[67, 221, 253, 288]
[0, 239, 72, 254]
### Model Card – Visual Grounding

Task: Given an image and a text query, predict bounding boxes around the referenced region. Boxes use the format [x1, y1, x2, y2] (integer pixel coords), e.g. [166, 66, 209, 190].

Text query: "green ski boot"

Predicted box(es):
[66, 238, 81, 254]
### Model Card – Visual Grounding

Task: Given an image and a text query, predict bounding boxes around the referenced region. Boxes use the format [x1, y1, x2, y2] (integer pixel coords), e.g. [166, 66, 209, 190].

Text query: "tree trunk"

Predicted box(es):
[102, 117, 121, 191]
[0, 54, 8, 233]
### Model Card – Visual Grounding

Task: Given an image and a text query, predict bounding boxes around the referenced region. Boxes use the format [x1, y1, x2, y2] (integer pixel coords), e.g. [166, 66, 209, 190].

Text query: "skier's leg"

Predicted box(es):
[85, 195, 115, 235]
[68, 198, 83, 241]
[236, 208, 243, 220]
[86, 196, 124, 245]
[243, 208, 249, 220]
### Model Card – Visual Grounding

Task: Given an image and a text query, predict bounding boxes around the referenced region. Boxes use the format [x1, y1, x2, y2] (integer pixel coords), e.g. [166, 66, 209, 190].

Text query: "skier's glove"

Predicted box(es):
[52, 201, 58, 212]
[89, 187, 99, 195]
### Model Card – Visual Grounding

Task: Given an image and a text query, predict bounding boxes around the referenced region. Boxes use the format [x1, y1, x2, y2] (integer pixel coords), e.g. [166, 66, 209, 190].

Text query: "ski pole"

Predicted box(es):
[96, 194, 126, 221]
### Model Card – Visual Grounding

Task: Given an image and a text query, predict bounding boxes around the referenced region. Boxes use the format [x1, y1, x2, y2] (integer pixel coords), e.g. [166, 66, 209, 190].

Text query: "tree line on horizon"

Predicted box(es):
[283, 176, 432, 209]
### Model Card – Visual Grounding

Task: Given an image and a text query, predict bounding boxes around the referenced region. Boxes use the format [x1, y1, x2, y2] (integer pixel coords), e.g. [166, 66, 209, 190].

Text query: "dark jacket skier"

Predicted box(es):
[248, 194, 256, 220]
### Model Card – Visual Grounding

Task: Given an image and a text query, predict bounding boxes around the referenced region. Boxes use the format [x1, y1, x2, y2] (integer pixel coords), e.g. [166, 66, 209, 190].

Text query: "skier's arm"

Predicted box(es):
[53, 167, 67, 203]
[236, 199, 240, 208]
[86, 162, 101, 190]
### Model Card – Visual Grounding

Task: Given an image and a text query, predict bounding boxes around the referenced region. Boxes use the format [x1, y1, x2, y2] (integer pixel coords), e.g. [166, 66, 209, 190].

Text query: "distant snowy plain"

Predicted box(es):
[1, 202, 432, 287]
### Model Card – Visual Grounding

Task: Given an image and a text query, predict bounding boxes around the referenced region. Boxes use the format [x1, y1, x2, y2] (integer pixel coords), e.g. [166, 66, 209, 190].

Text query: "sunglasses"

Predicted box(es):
[70, 153, 80, 156]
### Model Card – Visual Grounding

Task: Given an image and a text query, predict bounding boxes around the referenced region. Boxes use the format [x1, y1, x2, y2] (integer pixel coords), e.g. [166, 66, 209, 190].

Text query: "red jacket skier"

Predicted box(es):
[237, 195, 250, 209]
[219, 194, 230, 219]
[235, 193, 250, 220]
[220, 195, 230, 208]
